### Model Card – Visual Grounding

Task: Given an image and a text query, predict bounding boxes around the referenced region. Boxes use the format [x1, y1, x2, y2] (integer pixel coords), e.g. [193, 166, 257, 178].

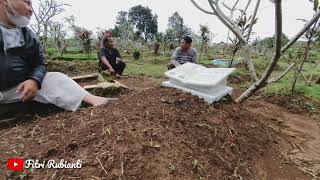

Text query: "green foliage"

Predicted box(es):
[114, 11, 135, 41]
[51, 53, 97, 61]
[46, 48, 57, 57]
[312, 0, 320, 11]
[74, 27, 93, 58]
[125, 62, 167, 78]
[199, 24, 210, 44]
[132, 49, 141, 60]
[252, 33, 289, 53]
[235, 14, 258, 41]
[100, 71, 114, 82]
[128, 5, 158, 42]
[48, 45, 320, 101]
[263, 77, 320, 100]
[110, 26, 121, 38]
[166, 12, 192, 43]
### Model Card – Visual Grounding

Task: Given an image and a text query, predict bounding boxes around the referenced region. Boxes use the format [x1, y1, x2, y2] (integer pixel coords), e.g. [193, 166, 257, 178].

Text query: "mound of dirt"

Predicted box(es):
[265, 95, 320, 116]
[48, 60, 98, 76]
[246, 100, 320, 178]
[228, 74, 252, 85]
[0, 84, 310, 179]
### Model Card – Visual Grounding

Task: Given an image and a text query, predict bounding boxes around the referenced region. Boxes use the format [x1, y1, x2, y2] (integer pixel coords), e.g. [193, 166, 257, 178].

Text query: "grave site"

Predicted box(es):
[0, 60, 319, 179]
[0, 0, 320, 179]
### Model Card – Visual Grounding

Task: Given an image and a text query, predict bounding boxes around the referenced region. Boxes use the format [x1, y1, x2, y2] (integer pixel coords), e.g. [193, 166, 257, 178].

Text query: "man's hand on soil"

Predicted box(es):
[17, 79, 39, 102]
[109, 68, 116, 76]
[115, 74, 121, 79]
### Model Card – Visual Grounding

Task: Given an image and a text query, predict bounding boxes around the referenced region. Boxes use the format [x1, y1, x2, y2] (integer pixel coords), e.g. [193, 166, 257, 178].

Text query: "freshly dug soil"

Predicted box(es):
[0, 61, 318, 179]
[0, 83, 312, 179]
[265, 94, 320, 115]
[48, 60, 98, 76]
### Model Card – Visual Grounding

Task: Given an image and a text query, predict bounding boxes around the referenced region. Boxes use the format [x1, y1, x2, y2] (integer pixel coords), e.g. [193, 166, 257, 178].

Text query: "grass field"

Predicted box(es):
[48, 48, 320, 100]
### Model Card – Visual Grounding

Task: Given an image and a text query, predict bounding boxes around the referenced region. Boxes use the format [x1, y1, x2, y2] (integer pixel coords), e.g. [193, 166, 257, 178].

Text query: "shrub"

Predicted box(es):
[133, 49, 141, 60]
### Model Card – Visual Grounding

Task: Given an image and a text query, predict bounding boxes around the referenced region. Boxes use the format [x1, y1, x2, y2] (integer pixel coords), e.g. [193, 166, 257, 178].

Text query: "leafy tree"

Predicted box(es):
[166, 12, 192, 43]
[199, 24, 214, 60]
[116, 11, 128, 25]
[102, 11, 136, 50]
[109, 26, 121, 38]
[74, 27, 93, 58]
[155, 32, 173, 56]
[128, 5, 158, 42]
[252, 33, 289, 54]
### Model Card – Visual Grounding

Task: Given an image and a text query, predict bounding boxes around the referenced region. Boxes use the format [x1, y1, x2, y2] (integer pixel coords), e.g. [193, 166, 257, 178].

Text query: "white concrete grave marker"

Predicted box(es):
[162, 63, 235, 103]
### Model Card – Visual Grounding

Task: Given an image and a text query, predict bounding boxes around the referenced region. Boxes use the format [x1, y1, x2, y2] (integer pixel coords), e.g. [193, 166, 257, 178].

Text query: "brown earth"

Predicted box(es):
[0, 62, 319, 179]
[265, 95, 320, 117]
[48, 60, 98, 77]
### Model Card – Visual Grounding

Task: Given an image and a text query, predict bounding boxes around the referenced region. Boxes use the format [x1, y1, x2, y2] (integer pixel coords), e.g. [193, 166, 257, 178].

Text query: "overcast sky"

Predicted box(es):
[31, 0, 315, 42]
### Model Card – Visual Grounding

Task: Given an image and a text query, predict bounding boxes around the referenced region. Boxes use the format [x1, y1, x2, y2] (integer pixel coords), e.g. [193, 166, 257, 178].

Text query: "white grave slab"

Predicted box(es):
[162, 63, 235, 103]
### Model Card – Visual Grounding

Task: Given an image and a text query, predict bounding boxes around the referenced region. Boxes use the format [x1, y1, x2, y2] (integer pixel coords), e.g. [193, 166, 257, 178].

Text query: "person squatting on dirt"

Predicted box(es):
[167, 36, 198, 70]
[0, 0, 112, 111]
[98, 36, 126, 78]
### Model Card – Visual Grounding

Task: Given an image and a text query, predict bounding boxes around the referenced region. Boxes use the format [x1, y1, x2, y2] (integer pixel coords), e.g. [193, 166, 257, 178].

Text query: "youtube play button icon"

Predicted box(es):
[7, 158, 24, 171]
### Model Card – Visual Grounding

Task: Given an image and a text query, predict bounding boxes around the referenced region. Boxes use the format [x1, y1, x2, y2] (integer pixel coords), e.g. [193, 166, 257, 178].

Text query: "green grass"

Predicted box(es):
[125, 62, 167, 78]
[264, 79, 320, 99]
[51, 53, 98, 61]
[262, 70, 320, 99]
[47, 48, 320, 100]
[123, 54, 169, 78]
[297, 84, 320, 99]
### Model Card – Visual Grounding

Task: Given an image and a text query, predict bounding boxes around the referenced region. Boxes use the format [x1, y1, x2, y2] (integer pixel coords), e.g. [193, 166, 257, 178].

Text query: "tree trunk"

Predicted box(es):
[240, 45, 259, 81]
[229, 45, 240, 68]
[291, 41, 311, 93]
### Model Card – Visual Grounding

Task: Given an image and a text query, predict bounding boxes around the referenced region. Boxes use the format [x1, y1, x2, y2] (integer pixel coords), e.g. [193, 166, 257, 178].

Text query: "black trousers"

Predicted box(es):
[99, 61, 126, 75]
[113, 61, 126, 75]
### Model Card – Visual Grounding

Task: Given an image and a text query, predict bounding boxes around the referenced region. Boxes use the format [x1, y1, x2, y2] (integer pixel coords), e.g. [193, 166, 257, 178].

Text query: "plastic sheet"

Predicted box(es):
[162, 63, 235, 103]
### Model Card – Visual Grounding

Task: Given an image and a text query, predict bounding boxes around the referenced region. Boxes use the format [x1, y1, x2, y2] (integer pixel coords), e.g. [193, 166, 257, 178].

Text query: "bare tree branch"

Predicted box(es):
[190, 0, 248, 43]
[267, 62, 295, 84]
[240, 0, 252, 19]
[236, 0, 283, 103]
[213, 0, 244, 36]
[281, 10, 320, 53]
[222, 0, 239, 19]
[207, 0, 248, 43]
[307, 61, 320, 83]
[32, 0, 69, 50]
[190, 0, 215, 15]
[300, 72, 311, 84]
[246, 0, 261, 42]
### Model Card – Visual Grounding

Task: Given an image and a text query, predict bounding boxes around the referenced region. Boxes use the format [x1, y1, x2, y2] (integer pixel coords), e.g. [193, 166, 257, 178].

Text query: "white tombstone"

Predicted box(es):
[162, 63, 235, 103]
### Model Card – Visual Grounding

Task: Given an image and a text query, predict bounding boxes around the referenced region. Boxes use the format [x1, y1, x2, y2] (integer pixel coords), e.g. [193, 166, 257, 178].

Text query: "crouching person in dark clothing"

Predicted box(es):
[98, 36, 126, 78]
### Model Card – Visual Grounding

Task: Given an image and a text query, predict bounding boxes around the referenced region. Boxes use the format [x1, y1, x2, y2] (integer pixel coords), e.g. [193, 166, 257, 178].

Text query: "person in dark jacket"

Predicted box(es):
[98, 36, 126, 78]
[0, 0, 113, 111]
